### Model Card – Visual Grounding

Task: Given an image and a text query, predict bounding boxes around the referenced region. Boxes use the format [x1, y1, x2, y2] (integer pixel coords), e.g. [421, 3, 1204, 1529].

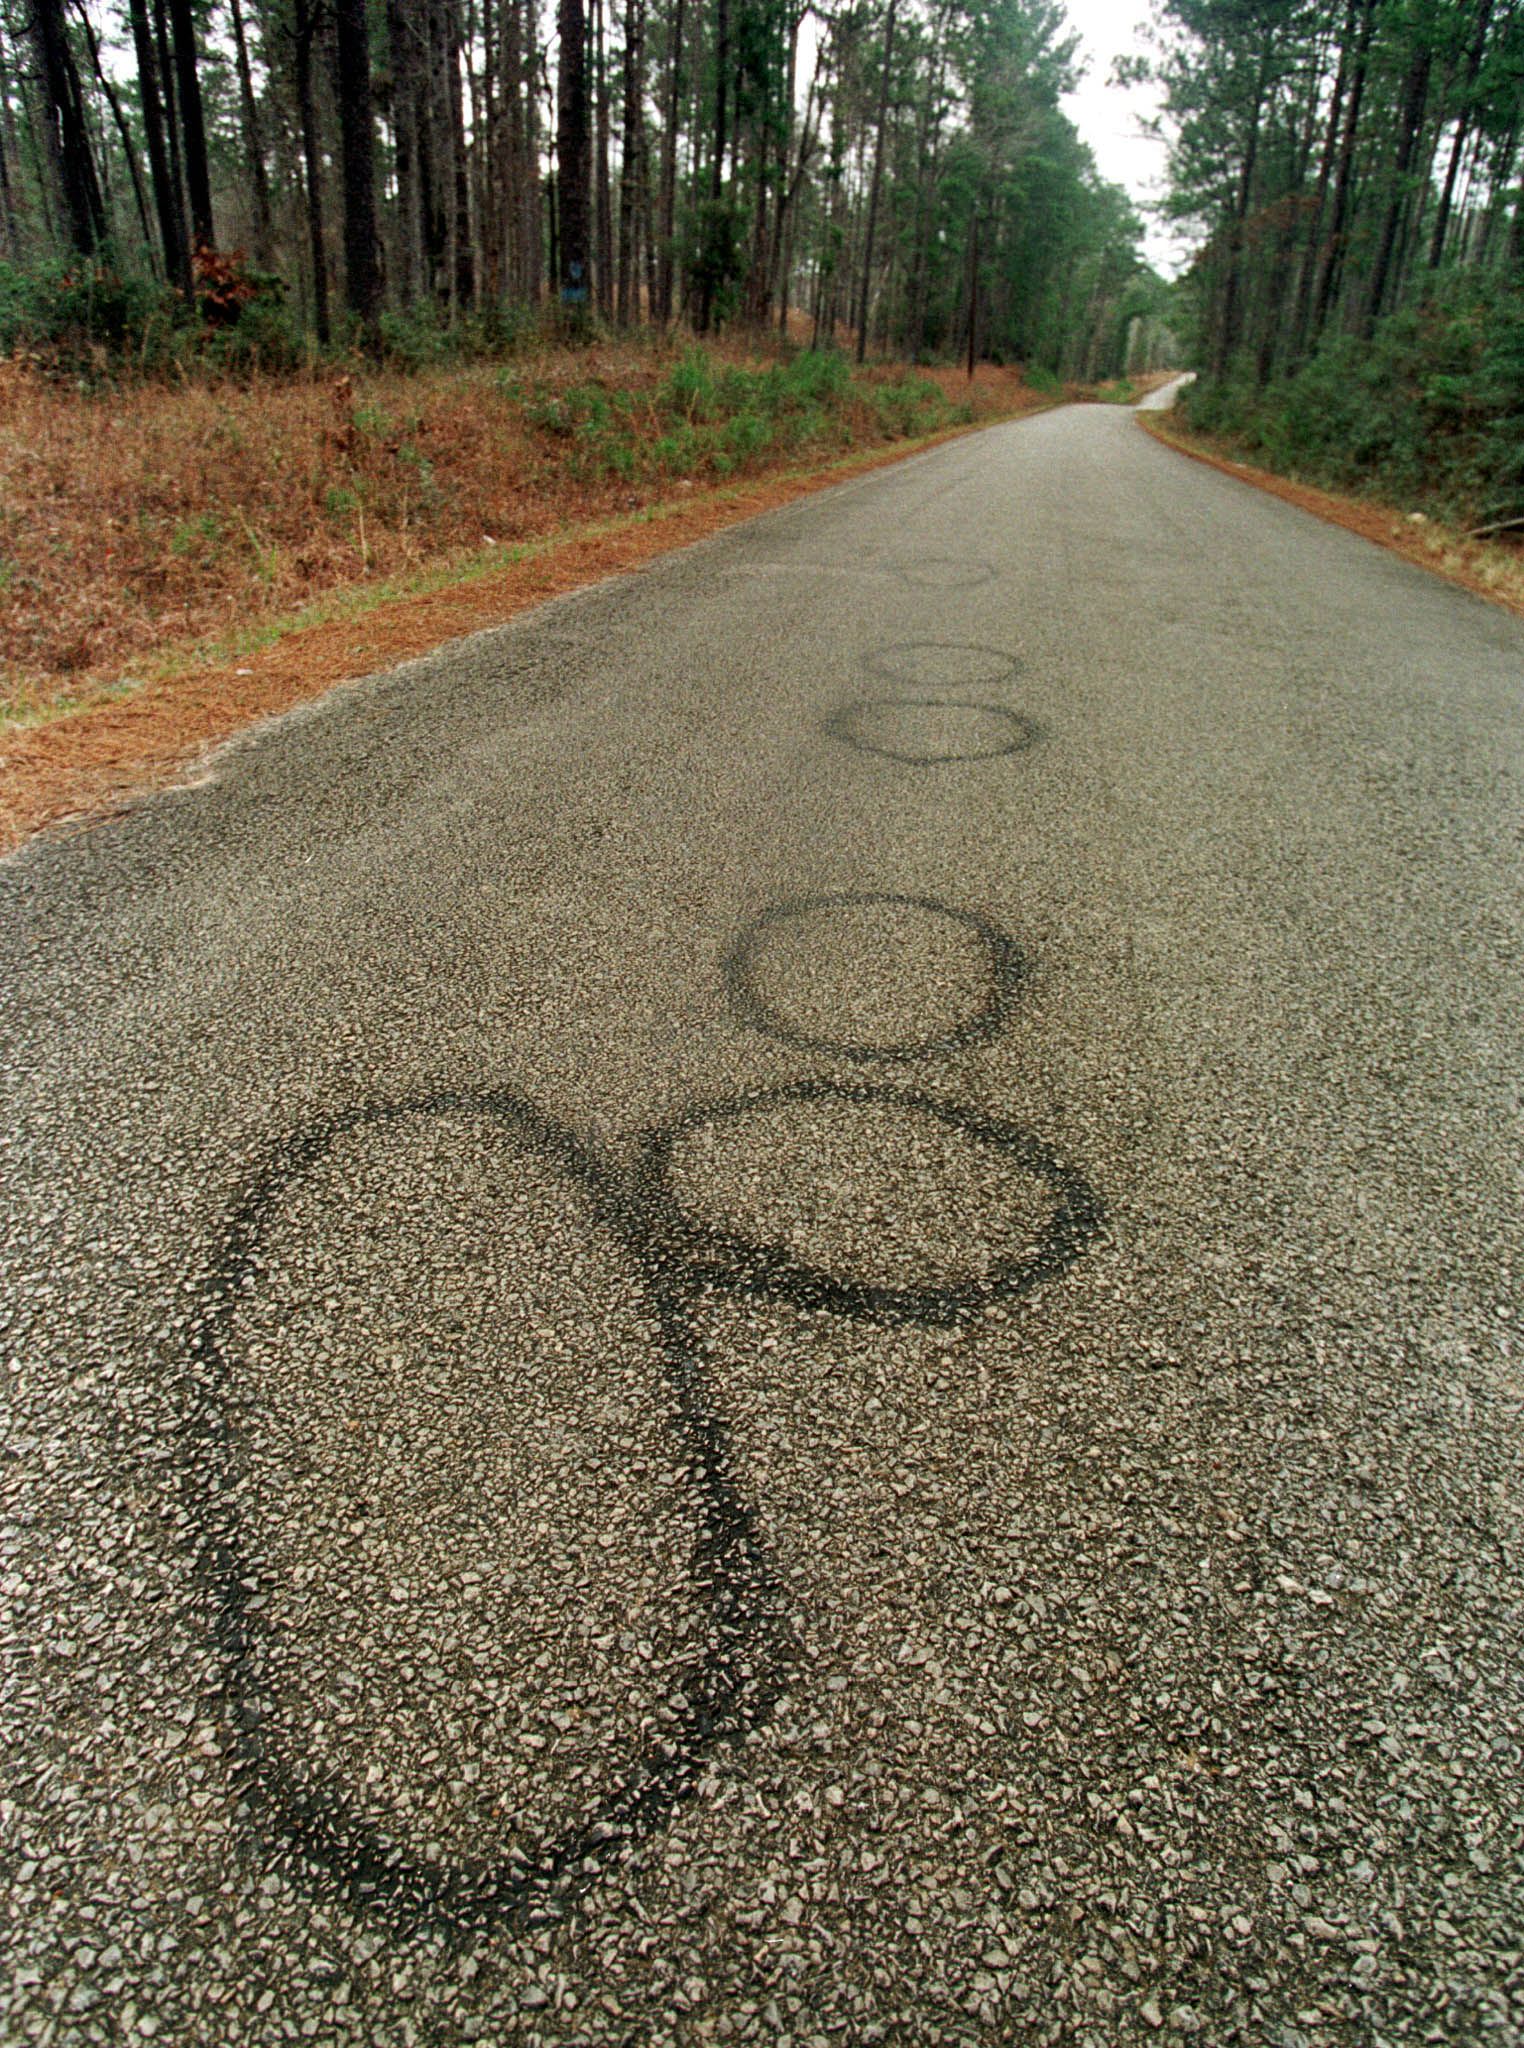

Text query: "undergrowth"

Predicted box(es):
[1180, 279, 1524, 532]
[0, 342, 1028, 713]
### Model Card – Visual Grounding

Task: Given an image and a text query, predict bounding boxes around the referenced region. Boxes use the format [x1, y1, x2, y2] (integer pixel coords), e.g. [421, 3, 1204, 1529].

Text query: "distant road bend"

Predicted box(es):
[2, 400, 1521, 2046]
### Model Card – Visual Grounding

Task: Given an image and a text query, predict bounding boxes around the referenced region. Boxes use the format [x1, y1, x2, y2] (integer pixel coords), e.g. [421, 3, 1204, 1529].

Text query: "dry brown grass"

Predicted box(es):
[0, 344, 1042, 723]
[0, 352, 1052, 852]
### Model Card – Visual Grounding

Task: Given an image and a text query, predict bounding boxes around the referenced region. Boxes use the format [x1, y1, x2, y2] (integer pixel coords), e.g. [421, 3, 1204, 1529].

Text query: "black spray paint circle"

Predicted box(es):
[864, 641, 1024, 690]
[640, 1080, 1103, 1327]
[824, 697, 1041, 765]
[722, 891, 1028, 1061]
[181, 1091, 784, 1936]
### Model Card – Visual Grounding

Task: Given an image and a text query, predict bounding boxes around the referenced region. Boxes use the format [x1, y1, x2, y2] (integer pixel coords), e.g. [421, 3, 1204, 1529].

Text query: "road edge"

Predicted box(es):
[1, 401, 1061, 860]
[1135, 409, 1524, 625]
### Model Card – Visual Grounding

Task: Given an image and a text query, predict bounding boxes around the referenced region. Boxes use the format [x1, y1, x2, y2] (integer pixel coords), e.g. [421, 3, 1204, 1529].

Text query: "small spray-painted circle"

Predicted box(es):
[722, 891, 1028, 1062]
[641, 1080, 1103, 1327]
[825, 698, 1041, 765]
[863, 641, 1024, 690]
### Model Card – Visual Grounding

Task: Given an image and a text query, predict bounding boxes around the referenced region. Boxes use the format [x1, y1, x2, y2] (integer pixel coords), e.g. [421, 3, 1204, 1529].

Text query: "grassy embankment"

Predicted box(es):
[0, 342, 1062, 849]
[1, 343, 1049, 725]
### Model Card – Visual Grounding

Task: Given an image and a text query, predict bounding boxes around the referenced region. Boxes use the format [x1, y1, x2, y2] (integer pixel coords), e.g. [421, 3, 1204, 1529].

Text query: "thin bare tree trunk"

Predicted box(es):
[27, 0, 105, 253]
[228, 0, 275, 265]
[167, 0, 213, 246]
[655, 0, 684, 321]
[593, 0, 613, 316]
[293, 0, 331, 342]
[616, 0, 644, 322]
[855, 0, 896, 362]
[76, 1, 155, 256]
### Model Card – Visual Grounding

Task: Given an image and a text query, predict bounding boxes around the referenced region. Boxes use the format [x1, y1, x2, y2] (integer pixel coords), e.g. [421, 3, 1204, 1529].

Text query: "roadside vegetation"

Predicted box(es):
[1135, 0, 1524, 546]
[0, 341, 1046, 723]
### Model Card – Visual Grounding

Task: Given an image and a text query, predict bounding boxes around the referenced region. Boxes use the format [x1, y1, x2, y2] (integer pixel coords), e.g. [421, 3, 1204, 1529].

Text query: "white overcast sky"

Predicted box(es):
[1058, 0, 1193, 275]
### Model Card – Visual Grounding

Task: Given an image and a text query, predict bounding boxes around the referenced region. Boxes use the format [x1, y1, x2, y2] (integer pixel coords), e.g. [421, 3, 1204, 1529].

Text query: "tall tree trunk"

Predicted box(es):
[167, 0, 214, 247]
[655, 0, 683, 321]
[710, 0, 727, 203]
[387, 0, 424, 302]
[905, 0, 950, 363]
[1365, 36, 1432, 332]
[556, 0, 592, 322]
[695, 0, 728, 328]
[228, 0, 275, 265]
[293, 0, 331, 342]
[151, 0, 187, 260]
[1311, 0, 1374, 343]
[0, 25, 20, 258]
[336, 0, 382, 345]
[854, 0, 896, 363]
[77, 3, 156, 258]
[593, 0, 612, 316]
[129, 0, 187, 289]
[1212, 56, 1265, 377]
[447, 0, 474, 308]
[775, 15, 815, 335]
[616, 0, 644, 322]
[26, 0, 105, 254]
[423, 0, 451, 299]
[1289, 10, 1351, 362]
[1430, 0, 1493, 269]
[478, 0, 502, 304]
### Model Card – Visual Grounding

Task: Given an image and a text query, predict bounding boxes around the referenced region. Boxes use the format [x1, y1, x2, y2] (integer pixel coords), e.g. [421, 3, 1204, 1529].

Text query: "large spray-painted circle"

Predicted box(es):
[639, 1080, 1103, 1327]
[182, 1091, 785, 1935]
[862, 641, 1024, 690]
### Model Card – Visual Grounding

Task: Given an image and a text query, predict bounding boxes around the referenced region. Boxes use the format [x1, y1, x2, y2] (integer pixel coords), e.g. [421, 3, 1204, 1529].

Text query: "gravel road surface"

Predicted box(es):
[3, 401, 1522, 2047]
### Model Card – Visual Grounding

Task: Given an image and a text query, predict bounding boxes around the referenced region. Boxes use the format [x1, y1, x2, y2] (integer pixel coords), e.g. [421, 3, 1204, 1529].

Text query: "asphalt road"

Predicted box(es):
[3, 401, 1522, 2048]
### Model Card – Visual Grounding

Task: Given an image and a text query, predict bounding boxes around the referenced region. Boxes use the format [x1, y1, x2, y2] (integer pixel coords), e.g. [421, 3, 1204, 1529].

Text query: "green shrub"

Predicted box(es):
[0, 254, 184, 370]
[1182, 281, 1524, 525]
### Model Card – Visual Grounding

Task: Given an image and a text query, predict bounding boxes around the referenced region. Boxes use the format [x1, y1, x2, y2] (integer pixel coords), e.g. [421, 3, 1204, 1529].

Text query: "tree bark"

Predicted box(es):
[855, 0, 896, 362]
[387, 0, 424, 302]
[0, 24, 20, 258]
[293, 0, 331, 342]
[76, 0, 156, 257]
[616, 0, 644, 322]
[228, 0, 275, 265]
[654, 0, 683, 321]
[1311, 0, 1374, 344]
[1364, 35, 1432, 332]
[1429, 0, 1492, 269]
[447, 0, 474, 308]
[26, 0, 105, 255]
[1288, 10, 1350, 362]
[335, 0, 383, 345]
[167, 0, 214, 247]
[556, 0, 592, 322]
[593, 0, 613, 316]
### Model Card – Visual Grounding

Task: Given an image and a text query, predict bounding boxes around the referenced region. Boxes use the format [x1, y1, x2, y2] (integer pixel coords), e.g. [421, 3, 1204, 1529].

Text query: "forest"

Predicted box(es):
[1147, 0, 1524, 530]
[0, 0, 1171, 379]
